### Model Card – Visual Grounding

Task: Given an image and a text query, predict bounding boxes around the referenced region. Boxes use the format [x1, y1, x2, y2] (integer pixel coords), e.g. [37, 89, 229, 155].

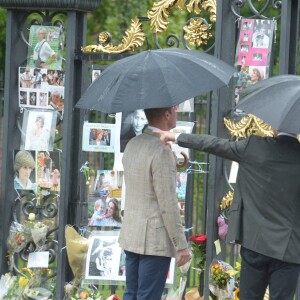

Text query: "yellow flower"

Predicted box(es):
[28, 213, 36, 221]
[226, 269, 239, 277]
[19, 276, 29, 287]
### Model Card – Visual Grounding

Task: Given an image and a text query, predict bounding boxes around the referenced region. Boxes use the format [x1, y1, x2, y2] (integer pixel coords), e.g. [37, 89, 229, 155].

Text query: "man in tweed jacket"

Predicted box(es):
[119, 106, 191, 300]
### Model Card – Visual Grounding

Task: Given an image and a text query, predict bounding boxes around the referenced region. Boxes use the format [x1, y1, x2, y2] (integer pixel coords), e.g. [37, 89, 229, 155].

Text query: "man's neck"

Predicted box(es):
[148, 122, 170, 131]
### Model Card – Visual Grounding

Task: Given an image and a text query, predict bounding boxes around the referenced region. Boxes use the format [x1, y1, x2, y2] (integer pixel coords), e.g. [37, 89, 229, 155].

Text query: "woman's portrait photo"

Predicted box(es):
[22, 110, 57, 151]
[13, 150, 37, 192]
[48, 86, 64, 110]
[120, 109, 148, 152]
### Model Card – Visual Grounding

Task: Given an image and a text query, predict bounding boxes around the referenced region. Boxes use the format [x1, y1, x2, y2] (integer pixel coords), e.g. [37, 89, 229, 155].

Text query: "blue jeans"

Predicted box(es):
[123, 250, 171, 300]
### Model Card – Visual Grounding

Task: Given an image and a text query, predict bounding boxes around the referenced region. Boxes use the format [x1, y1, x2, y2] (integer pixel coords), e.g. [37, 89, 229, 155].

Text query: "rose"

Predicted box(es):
[189, 234, 207, 244]
[189, 234, 207, 271]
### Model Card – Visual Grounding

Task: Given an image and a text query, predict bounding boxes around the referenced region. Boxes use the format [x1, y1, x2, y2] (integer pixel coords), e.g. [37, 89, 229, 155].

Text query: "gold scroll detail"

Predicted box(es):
[183, 18, 212, 46]
[147, 0, 178, 33]
[82, 17, 145, 54]
[224, 114, 275, 139]
[220, 191, 234, 210]
[83, 0, 217, 53]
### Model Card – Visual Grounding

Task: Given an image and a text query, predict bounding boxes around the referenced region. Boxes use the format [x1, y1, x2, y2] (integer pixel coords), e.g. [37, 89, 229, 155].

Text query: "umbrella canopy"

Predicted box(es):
[237, 75, 300, 134]
[76, 48, 236, 113]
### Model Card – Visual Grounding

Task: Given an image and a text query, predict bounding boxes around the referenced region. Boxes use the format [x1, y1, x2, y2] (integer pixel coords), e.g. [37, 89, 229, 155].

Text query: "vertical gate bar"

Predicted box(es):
[279, 0, 299, 75]
[0, 9, 28, 274]
[204, 0, 236, 298]
[56, 10, 87, 298]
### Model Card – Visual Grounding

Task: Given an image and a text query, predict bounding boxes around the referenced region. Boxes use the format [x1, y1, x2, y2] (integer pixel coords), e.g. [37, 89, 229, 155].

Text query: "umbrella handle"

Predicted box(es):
[174, 151, 189, 168]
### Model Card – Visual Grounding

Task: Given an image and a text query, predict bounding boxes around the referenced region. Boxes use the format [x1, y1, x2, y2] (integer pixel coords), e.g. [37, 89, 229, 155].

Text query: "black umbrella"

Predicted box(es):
[76, 48, 236, 113]
[237, 75, 300, 133]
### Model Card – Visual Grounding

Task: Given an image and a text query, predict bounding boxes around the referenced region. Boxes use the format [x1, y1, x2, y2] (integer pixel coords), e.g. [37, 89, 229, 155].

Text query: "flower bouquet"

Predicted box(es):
[209, 259, 236, 300]
[189, 234, 206, 297]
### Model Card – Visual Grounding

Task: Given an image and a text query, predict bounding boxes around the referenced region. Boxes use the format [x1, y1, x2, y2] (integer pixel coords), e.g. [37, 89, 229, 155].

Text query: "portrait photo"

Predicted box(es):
[82, 122, 116, 153]
[85, 234, 123, 282]
[27, 25, 63, 70]
[21, 109, 57, 151]
[13, 150, 37, 192]
[120, 109, 148, 152]
[92, 70, 101, 82]
[48, 85, 64, 110]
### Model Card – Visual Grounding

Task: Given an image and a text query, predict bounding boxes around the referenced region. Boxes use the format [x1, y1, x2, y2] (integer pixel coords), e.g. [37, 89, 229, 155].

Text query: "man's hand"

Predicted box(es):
[176, 248, 192, 267]
[153, 130, 177, 144]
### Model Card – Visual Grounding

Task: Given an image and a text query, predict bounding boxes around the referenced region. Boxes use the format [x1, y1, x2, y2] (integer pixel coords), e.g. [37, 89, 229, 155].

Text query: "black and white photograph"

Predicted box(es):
[21, 109, 57, 151]
[85, 235, 123, 282]
[92, 70, 101, 82]
[119, 109, 148, 152]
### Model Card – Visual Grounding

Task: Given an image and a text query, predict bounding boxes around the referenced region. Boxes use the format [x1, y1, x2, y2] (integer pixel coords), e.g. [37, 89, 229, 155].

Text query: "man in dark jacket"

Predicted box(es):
[156, 129, 300, 300]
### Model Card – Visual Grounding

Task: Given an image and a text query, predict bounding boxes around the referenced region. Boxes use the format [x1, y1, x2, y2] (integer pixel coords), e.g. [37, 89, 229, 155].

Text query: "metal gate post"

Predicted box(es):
[204, 0, 236, 298]
[0, 1, 99, 298]
[279, 0, 300, 75]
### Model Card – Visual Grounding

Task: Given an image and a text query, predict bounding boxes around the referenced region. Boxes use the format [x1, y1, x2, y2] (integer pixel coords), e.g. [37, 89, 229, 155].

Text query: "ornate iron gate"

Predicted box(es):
[0, 0, 299, 299]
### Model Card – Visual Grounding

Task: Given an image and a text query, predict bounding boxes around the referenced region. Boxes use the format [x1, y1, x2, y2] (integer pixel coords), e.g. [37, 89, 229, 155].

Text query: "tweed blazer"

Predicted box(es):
[118, 128, 188, 258]
[177, 133, 300, 264]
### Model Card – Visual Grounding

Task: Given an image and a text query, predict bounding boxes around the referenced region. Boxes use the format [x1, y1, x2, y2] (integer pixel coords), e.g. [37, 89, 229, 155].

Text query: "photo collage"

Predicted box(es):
[14, 25, 64, 194]
[235, 18, 276, 102]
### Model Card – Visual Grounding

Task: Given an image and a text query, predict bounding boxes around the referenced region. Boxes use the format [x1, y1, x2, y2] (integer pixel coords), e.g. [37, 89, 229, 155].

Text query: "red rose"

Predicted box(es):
[189, 234, 207, 244]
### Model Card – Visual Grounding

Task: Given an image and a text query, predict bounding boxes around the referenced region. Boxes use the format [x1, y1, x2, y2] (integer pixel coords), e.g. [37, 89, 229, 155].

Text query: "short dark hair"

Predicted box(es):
[144, 107, 172, 123]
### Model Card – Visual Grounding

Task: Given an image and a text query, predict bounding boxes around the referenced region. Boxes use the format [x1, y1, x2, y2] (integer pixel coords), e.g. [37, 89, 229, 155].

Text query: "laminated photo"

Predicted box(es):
[18, 67, 65, 109]
[170, 121, 195, 162]
[27, 25, 63, 70]
[85, 235, 123, 282]
[13, 150, 37, 192]
[21, 109, 57, 151]
[87, 196, 122, 228]
[82, 122, 116, 153]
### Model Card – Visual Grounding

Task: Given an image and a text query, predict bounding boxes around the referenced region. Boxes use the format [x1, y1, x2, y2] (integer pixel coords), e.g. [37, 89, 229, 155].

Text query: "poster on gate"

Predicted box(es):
[234, 18, 277, 102]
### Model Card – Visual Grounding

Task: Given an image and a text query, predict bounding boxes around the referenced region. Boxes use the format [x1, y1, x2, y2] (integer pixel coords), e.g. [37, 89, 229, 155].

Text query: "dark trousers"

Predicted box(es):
[240, 247, 300, 300]
[123, 250, 171, 300]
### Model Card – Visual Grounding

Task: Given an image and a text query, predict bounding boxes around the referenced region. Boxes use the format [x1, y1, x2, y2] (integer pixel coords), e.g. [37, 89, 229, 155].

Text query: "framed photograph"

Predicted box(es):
[119, 110, 148, 153]
[85, 234, 176, 285]
[85, 235, 124, 282]
[13, 150, 37, 192]
[27, 25, 63, 70]
[21, 109, 57, 151]
[170, 121, 195, 162]
[82, 122, 116, 153]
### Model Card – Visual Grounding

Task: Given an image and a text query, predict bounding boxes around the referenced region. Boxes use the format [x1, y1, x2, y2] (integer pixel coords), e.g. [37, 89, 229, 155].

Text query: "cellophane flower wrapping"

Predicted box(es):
[209, 259, 235, 300]
[166, 251, 193, 300]
[30, 222, 48, 246]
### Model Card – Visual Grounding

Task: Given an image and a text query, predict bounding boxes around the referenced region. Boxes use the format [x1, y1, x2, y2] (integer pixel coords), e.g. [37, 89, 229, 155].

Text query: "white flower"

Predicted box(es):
[28, 213, 36, 221]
